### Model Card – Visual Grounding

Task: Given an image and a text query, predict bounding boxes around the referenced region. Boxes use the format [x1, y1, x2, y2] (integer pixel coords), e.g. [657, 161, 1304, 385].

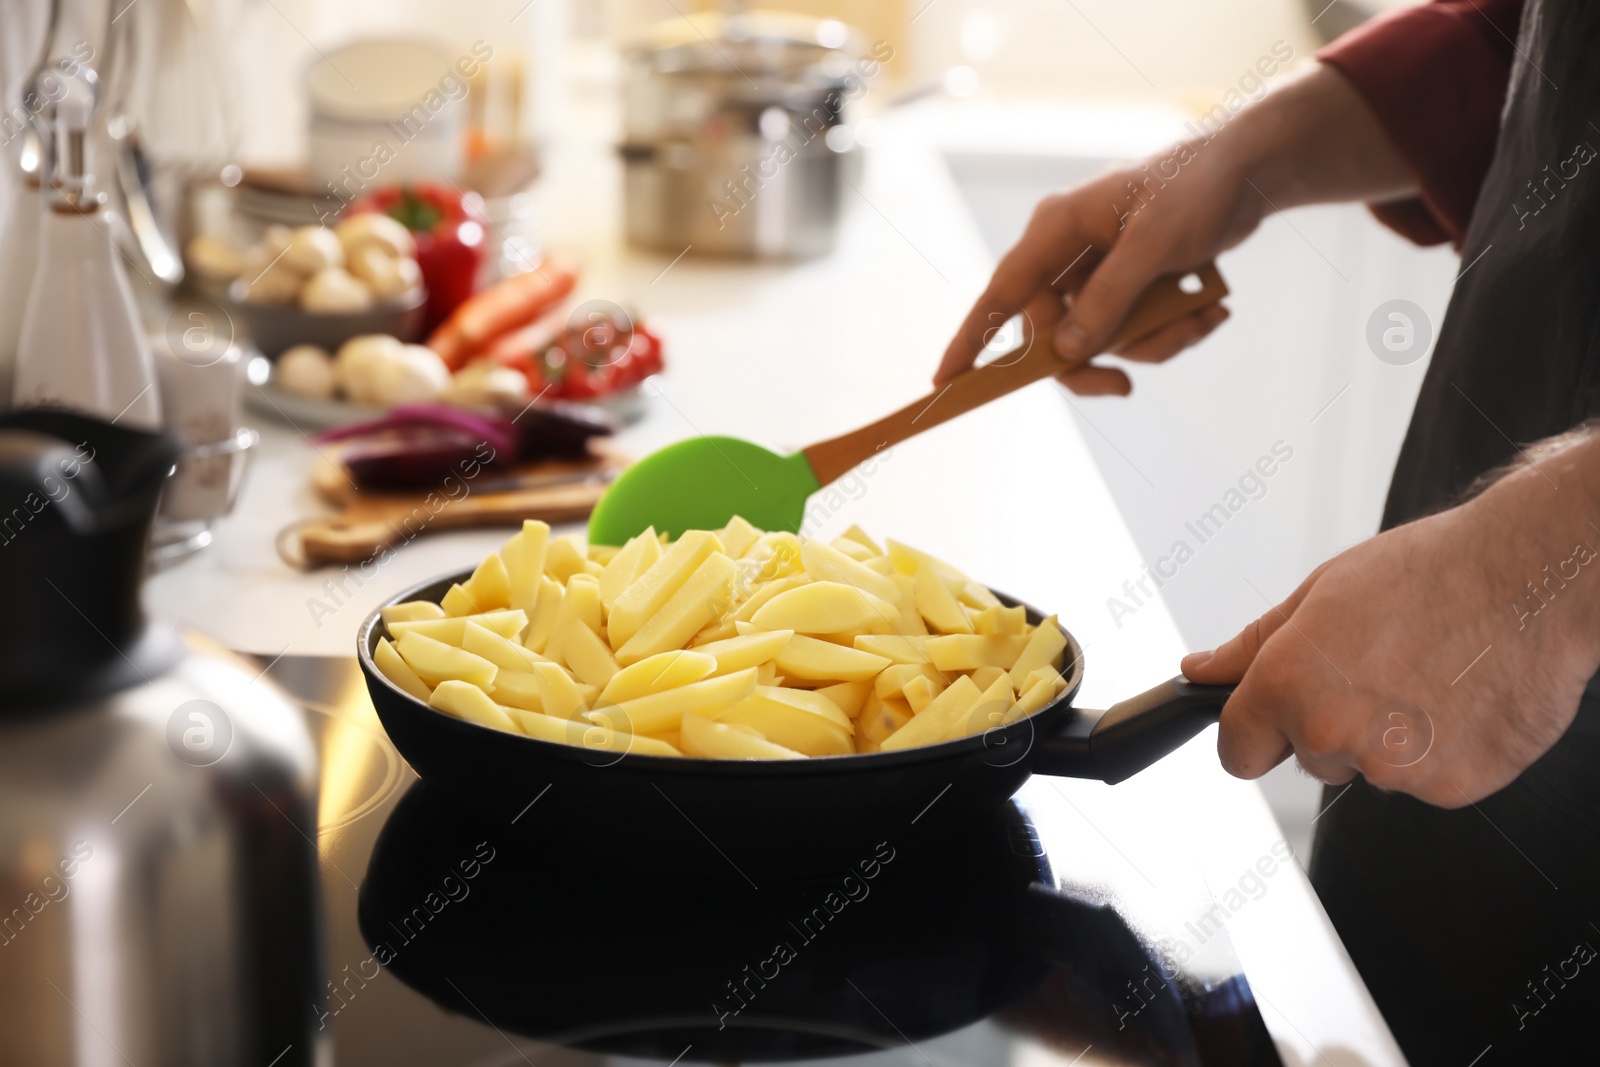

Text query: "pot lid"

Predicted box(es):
[633, 10, 861, 79]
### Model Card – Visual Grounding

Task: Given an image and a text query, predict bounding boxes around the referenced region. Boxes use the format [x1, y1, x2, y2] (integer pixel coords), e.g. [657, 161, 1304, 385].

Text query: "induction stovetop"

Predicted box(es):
[270, 657, 1282, 1067]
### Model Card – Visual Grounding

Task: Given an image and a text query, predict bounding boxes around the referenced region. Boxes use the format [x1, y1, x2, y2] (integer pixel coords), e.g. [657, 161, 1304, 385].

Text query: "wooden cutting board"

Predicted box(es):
[289, 450, 620, 566]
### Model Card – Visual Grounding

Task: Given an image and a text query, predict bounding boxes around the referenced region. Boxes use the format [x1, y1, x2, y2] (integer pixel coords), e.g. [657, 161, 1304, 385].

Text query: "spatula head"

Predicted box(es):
[587, 436, 821, 545]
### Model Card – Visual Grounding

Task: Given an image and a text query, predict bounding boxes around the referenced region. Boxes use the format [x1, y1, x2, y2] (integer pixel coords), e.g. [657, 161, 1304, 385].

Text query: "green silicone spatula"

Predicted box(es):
[587, 263, 1228, 545]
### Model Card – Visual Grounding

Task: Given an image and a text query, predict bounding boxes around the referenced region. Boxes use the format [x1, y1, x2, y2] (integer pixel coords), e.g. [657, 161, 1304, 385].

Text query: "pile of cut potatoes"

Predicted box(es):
[372, 518, 1070, 759]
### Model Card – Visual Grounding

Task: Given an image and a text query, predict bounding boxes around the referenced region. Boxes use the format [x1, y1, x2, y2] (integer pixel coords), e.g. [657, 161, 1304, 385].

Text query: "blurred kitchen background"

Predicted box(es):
[0, 0, 1449, 857]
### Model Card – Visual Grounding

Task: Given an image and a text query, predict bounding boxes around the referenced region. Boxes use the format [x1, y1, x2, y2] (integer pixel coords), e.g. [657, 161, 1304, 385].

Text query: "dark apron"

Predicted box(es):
[1310, 1, 1600, 1061]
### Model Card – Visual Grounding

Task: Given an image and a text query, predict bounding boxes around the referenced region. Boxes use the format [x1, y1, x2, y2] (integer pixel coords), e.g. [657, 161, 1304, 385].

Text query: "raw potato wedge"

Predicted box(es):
[716, 687, 853, 756]
[561, 622, 622, 688]
[430, 680, 519, 733]
[488, 669, 544, 712]
[459, 552, 511, 612]
[440, 583, 481, 617]
[503, 520, 551, 615]
[750, 581, 897, 634]
[381, 601, 446, 626]
[968, 665, 1008, 692]
[1006, 676, 1061, 724]
[798, 539, 900, 603]
[731, 574, 808, 623]
[509, 708, 683, 756]
[587, 668, 759, 736]
[915, 562, 974, 635]
[598, 527, 663, 610]
[462, 622, 548, 673]
[1020, 665, 1069, 698]
[544, 575, 602, 663]
[395, 631, 498, 689]
[379, 519, 1074, 761]
[774, 634, 892, 682]
[374, 637, 431, 702]
[975, 605, 1027, 636]
[959, 579, 1003, 610]
[947, 674, 1019, 741]
[889, 573, 928, 636]
[522, 575, 565, 654]
[830, 537, 877, 563]
[543, 535, 587, 584]
[681, 712, 805, 760]
[858, 694, 912, 753]
[879, 675, 983, 752]
[528, 661, 589, 720]
[874, 662, 945, 699]
[839, 524, 884, 555]
[615, 552, 736, 665]
[816, 679, 872, 718]
[926, 634, 1031, 671]
[608, 530, 722, 649]
[1009, 617, 1069, 688]
[902, 674, 940, 714]
[694, 629, 794, 676]
[388, 610, 528, 645]
[719, 516, 763, 558]
[600, 650, 718, 704]
[852, 634, 932, 665]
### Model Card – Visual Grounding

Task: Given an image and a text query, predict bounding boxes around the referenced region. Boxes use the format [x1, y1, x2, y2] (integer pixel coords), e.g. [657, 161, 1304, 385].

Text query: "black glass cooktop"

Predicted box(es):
[271, 658, 1280, 1067]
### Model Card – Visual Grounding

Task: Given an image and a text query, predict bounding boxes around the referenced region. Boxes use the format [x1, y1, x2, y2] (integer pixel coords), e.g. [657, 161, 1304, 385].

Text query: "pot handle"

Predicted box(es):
[1034, 676, 1233, 784]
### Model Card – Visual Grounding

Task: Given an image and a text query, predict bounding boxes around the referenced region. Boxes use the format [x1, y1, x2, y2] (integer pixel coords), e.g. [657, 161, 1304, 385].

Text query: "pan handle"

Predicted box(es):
[1034, 676, 1233, 784]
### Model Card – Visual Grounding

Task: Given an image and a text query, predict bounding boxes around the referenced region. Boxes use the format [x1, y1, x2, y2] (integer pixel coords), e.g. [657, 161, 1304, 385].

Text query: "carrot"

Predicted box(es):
[427, 255, 579, 369]
[482, 314, 565, 366]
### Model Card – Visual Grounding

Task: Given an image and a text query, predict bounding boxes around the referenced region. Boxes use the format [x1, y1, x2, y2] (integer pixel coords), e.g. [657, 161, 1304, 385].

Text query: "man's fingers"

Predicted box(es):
[1113, 302, 1230, 364]
[1054, 364, 1132, 396]
[1052, 240, 1169, 363]
[1182, 560, 1333, 682]
[935, 241, 1077, 384]
[1182, 612, 1287, 684]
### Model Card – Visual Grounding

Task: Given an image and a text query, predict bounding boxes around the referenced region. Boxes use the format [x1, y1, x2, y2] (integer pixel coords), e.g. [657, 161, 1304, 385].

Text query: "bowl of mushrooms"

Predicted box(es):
[193, 215, 429, 358]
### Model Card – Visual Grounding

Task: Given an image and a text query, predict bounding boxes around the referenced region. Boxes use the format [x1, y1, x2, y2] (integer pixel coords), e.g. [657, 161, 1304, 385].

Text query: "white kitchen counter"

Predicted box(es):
[144, 97, 1405, 1064]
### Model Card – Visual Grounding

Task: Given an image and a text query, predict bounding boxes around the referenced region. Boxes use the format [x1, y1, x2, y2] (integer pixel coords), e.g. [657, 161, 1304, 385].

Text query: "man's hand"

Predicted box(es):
[936, 64, 1416, 394]
[1184, 433, 1600, 806]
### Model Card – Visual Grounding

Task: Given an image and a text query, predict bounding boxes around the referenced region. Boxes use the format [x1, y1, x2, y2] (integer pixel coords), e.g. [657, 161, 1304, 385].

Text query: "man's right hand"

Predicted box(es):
[934, 64, 1418, 395]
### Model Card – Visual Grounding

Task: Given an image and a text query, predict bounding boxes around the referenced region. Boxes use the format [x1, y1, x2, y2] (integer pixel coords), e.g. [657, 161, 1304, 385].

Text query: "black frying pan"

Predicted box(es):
[358, 569, 1233, 874]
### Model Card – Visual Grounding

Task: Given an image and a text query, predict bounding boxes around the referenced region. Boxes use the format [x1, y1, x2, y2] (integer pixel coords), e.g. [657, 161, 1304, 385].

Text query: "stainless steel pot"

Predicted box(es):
[620, 12, 873, 260]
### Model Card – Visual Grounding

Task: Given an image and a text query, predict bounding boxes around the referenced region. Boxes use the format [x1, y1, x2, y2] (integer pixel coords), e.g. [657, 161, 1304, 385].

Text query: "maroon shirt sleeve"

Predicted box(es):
[1318, 0, 1524, 247]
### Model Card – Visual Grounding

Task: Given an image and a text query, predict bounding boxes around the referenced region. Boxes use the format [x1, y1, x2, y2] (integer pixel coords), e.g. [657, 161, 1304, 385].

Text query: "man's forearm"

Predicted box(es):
[1215, 63, 1418, 214]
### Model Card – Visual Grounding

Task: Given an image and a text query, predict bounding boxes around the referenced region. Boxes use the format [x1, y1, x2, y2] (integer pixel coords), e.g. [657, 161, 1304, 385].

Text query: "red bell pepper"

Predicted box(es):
[349, 183, 487, 332]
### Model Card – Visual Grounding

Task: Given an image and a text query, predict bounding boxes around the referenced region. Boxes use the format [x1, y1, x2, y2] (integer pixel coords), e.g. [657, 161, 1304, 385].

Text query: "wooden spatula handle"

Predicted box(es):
[801, 262, 1228, 487]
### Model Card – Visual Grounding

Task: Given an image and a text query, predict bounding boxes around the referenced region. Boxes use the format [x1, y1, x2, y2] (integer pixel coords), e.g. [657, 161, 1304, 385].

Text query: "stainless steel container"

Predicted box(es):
[620, 12, 868, 260]
[0, 410, 326, 1067]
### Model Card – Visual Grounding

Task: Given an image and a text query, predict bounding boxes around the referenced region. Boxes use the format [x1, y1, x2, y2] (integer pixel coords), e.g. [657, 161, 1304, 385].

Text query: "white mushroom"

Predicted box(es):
[262, 225, 294, 256]
[281, 225, 345, 274]
[335, 213, 416, 261]
[236, 244, 305, 305]
[366, 344, 453, 406]
[275, 344, 336, 400]
[300, 266, 373, 314]
[445, 359, 531, 411]
[348, 245, 422, 302]
[334, 334, 404, 405]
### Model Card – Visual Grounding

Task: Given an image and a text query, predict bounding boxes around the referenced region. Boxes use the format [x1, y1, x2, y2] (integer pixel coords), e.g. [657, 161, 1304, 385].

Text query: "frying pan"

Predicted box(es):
[358, 569, 1233, 873]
